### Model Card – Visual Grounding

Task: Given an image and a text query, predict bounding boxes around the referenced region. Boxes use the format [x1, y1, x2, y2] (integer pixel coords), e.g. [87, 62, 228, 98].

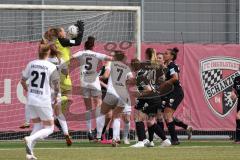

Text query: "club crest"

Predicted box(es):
[200, 57, 240, 117]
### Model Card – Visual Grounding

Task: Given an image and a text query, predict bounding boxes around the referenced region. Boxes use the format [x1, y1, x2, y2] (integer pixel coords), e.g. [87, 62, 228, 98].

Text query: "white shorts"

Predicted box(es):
[28, 105, 54, 121]
[82, 87, 102, 98]
[123, 105, 132, 114]
[103, 93, 129, 108]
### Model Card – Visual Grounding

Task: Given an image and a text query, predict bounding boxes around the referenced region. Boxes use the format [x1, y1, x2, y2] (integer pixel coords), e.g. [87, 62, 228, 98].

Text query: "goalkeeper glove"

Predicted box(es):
[75, 20, 84, 35]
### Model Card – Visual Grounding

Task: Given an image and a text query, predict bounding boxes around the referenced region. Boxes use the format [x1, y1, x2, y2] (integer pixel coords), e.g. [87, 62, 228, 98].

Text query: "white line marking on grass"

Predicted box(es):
[0, 145, 236, 151]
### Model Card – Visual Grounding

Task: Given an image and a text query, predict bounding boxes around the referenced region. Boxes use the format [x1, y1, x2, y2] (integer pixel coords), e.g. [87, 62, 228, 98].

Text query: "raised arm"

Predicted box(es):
[58, 20, 84, 47]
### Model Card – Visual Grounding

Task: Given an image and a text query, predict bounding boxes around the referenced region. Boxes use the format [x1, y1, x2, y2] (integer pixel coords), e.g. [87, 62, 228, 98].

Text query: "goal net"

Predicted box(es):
[0, 5, 140, 140]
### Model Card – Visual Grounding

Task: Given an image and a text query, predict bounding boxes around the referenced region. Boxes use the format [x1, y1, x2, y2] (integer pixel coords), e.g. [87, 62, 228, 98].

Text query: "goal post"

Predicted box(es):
[0, 4, 141, 140]
[0, 4, 141, 59]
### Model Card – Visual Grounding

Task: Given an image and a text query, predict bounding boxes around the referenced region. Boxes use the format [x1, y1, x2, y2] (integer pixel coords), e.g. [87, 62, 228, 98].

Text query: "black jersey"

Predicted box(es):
[99, 66, 109, 87]
[165, 61, 181, 87]
[136, 61, 165, 94]
[233, 75, 240, 96]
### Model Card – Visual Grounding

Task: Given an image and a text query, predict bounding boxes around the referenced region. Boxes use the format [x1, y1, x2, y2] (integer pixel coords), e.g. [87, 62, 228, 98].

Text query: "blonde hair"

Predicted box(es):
[44, 27, 62, 42]
[38, 44, 50, 59]
[145, 48, 159, 68]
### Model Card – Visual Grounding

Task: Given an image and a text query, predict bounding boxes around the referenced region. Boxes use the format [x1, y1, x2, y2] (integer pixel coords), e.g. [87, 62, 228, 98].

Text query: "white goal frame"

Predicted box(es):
[0, 4, 141, 59]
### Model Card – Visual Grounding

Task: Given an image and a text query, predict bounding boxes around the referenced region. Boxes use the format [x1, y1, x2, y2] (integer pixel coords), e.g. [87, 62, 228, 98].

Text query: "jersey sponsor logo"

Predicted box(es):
[200, 57, 240, 117]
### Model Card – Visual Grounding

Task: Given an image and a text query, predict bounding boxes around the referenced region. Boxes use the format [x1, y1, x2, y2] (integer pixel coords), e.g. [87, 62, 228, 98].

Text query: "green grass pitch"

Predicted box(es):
[0, 140, 239, 160]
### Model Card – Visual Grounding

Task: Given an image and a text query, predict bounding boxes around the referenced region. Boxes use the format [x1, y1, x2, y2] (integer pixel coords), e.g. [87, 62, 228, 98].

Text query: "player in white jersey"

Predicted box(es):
[98, 60, 132, 144]
[47, 42, 72, 146]
[72, 36, 113, 140]
[96, 50, 133, 147]
[21, 43, 60, 160]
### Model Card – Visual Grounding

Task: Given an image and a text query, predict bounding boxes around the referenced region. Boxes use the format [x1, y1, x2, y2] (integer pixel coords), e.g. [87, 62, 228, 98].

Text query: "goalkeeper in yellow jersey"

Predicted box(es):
[44, 20, 84, 131]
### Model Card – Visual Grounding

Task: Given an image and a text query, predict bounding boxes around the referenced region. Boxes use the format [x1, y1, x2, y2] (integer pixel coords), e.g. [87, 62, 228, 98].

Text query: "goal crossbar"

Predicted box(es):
[0, 4, 141, 59]
[0, 4, 140, 12]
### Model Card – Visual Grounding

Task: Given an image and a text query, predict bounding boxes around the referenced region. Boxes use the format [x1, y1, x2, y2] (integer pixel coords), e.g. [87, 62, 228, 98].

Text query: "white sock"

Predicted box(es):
[123, 121, 130, 140]
[30, 123, 42, 150]
[113, 118, 121, 141]
[85, 110, 92, 133]
[25, 105, 31, 124]
[96, 113, 105, 139]
[57, 114, 69, 135]
[28, 125, 54, 142]
[31, 123, 42, 135]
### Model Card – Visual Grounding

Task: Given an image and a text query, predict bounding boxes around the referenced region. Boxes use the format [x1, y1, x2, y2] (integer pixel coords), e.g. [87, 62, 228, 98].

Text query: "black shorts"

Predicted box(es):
[101, 87, 107, 100]
[135, 96, 162, 115]
[161, 86, 184, 110]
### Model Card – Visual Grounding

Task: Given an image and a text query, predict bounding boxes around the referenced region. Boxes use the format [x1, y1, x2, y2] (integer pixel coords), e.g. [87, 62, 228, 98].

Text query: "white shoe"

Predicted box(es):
[123, 139, 130, 145]
[26, 154, 37, 160]
[143, 139, 150, 145]
[145, 141, 155, 147]
[24, 137, 33, 155]
[130, 141, 145, 148]
[160, 139, 171, 147]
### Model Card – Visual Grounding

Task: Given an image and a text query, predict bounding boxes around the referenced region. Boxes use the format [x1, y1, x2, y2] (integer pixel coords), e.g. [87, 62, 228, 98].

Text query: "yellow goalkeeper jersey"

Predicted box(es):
[55, 39, 72, 91]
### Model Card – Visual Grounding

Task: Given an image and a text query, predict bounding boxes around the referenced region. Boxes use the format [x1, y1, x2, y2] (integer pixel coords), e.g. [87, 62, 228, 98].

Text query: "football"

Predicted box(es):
[67, 25, 78, 38]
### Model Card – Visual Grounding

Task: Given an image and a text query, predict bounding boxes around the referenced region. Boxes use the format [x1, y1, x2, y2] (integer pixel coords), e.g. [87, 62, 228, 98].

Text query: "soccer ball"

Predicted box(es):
[67, 25, 78, 38]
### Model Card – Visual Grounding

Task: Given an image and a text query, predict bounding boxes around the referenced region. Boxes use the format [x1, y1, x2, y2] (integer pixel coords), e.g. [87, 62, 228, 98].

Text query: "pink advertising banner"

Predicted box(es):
[0, 42, 239, 131]
[182, 44, 240, 131]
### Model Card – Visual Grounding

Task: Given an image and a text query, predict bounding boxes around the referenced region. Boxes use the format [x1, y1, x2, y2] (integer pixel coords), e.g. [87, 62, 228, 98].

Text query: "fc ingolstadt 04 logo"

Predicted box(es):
[200, 57, 240, 117]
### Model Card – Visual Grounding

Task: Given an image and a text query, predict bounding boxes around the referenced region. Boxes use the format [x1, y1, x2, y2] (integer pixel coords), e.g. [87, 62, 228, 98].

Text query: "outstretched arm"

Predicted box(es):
[58, 20, 84, 47]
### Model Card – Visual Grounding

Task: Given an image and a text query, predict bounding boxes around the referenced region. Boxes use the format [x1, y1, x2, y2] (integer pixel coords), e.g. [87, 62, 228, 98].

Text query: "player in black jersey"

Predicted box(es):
[156, 52, 192, 140]
[161, 47, 184, 145]
[231, 67, 240, 143]
[131, 48, 171, 147]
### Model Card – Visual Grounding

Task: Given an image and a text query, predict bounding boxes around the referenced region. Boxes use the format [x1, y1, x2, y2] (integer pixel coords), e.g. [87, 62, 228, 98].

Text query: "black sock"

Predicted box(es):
[102, 125, 107, 135]
[157, 121, 164, 131]
[167, 121, 178, 142]
[108, 128, 113, 140]
[173, 117, 188, 130]
[136, 121, 146, 141]
[147, 125, 154, 142]
[236, 119, 240, 141]
[153, 124, 167, 141]
[100, 125, 107, 140]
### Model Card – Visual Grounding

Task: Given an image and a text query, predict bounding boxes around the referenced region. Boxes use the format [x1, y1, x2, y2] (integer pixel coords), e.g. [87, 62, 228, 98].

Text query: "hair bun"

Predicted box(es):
[172, 47, 179, 54]
[87, 36, 95, 42]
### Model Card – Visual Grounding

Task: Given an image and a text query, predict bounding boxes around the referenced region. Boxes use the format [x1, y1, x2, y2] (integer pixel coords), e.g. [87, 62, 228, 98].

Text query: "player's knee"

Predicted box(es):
[44, 125, 54, 135]
[124, 119, 130, 124]
[147, 120, 154, 127]
[112, 113, 121, 119]
[134, 115, 144, 122]
[164, 115, 173, 123]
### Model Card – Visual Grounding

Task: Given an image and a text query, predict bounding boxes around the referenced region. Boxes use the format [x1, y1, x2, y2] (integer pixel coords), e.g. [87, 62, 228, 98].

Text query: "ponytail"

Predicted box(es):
[145, 48, 159, 67]
[168, 47, 179, 61]
[84, 36, 95, 50]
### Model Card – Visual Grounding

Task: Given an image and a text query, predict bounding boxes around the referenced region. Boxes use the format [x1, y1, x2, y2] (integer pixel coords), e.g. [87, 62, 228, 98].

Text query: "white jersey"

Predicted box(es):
[72, 50, 107, 89]
[106, 61, 133, 101]
[48, 57, 67, 75]
[22, 59, 59, 108]
[48, 57, 65, 103]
